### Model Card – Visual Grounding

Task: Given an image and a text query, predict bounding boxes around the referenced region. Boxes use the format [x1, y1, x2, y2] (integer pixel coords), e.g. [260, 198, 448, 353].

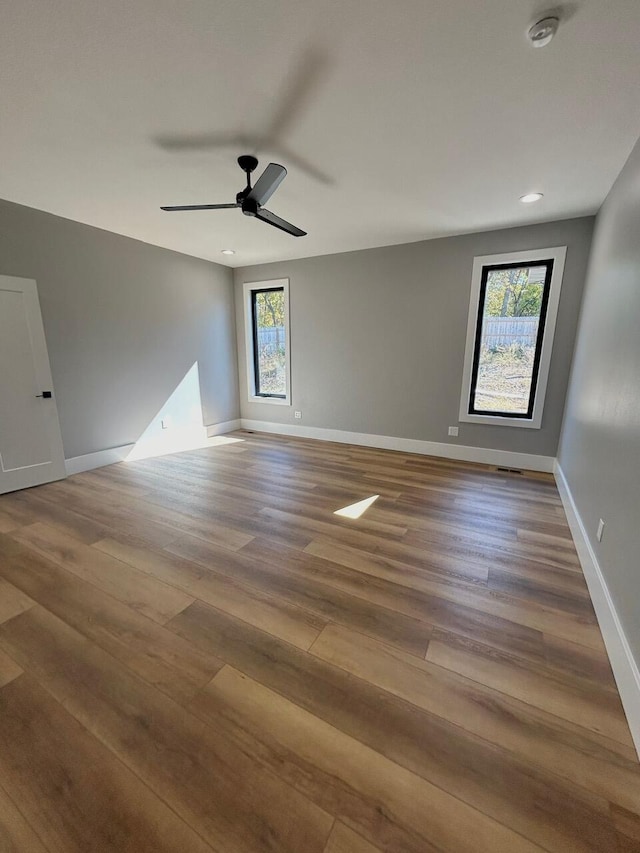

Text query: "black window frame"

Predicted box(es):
[467, 259, 554, 420]
[251, 286, 287, 399]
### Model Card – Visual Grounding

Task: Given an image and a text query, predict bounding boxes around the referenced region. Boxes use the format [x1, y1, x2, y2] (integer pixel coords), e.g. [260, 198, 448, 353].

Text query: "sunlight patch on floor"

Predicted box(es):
[334, 494, 380, 519]
[206, 435, 245, 447]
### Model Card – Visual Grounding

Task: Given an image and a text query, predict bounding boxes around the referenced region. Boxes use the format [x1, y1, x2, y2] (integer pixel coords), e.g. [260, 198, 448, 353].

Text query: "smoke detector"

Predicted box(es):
[528, 16, 560, 47]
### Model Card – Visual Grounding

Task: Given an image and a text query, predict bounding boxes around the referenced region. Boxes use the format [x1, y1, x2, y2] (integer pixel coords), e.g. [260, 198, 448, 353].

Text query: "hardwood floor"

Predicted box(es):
[0, 430, 638, 852]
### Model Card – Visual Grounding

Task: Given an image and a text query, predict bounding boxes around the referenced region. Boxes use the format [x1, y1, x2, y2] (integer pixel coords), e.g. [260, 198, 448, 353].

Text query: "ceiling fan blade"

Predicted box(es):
[255, 208, 306, 237]
[260, 46, 329, 145]
[272, 143, 333, 186]
[160, 203, 238, 211]
[155, 132, 256, 152]
[246, 163, 287, 206]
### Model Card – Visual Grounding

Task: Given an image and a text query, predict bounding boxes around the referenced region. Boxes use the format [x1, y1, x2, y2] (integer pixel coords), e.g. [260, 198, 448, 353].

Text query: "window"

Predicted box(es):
[243, 279, 291, 404]
[469, 260, 552, 418]
[459, 247, 566, 429]
[251, 287, 287, 397]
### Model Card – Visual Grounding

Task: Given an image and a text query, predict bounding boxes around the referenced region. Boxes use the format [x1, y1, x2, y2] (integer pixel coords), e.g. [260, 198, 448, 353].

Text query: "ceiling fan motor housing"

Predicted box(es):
[242, 197, 259, 217]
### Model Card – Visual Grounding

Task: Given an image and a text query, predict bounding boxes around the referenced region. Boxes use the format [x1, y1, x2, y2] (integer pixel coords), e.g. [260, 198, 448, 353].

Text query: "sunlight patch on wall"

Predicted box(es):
[334, 494, 380, 519]
[126, 362, 241, 461]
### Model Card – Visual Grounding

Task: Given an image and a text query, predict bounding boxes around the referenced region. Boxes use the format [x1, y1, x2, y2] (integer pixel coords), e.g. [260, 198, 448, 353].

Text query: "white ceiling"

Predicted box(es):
[2, 0, 640, 268]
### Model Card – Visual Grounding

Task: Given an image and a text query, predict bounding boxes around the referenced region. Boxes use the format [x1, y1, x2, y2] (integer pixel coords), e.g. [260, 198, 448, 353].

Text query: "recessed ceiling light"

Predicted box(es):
[221, 249, 236, 255]
[520, 193, 544, 204]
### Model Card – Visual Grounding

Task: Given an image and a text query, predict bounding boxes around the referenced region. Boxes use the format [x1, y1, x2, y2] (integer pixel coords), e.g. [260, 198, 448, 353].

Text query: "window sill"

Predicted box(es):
[248, 395, 291, 407]
[458, 412, 541, 429]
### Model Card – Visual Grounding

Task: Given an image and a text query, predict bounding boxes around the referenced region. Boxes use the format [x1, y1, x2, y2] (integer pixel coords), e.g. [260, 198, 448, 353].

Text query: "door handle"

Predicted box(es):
[36, 391, 52, 398]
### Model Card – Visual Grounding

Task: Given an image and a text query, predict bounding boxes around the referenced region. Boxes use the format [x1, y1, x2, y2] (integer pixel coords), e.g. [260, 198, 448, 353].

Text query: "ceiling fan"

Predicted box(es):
[160, 155, 306, 237]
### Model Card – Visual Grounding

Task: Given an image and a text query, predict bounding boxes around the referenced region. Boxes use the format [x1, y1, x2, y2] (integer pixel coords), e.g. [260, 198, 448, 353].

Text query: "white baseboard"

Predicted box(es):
[239, 419, 555, 473]
[555, 462, 640, 758]
[206, 418, 242, 438]
[65, 443, 135, 475]
[64, 420, 552, 474]
[65, 420, 242, 475]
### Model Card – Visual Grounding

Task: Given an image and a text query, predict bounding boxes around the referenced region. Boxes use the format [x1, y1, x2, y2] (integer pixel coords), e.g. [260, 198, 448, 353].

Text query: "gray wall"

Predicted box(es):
[558, 138, 640, 665]
[235, 217, 593, 458]
[0, 199, 239, 459]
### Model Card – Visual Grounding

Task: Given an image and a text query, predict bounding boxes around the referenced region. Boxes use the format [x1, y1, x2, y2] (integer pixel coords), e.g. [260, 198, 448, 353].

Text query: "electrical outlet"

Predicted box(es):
[448, 426, 459, 437]
[294, 411, 302, 419]
[596, 519, 605, 542]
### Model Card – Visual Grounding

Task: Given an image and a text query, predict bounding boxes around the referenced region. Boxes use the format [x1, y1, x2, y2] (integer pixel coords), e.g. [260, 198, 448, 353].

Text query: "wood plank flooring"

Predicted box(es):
[0, 430, 638, 852]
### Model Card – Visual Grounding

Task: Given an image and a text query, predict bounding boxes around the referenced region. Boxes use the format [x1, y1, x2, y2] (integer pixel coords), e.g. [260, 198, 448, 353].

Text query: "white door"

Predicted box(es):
[0, 275, 66, 494]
